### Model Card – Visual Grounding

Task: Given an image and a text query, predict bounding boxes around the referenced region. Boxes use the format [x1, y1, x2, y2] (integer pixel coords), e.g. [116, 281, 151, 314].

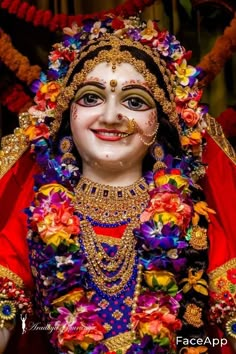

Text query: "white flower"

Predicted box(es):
[55, 255, 74, 268]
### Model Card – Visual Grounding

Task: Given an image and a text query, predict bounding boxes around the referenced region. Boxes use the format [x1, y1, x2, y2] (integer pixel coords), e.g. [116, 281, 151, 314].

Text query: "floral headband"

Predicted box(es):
[30, 16, 208, 161]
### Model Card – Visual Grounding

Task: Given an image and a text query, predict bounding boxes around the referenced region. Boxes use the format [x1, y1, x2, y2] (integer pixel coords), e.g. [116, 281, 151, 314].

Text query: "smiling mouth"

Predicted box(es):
[91, 129, 130, 141]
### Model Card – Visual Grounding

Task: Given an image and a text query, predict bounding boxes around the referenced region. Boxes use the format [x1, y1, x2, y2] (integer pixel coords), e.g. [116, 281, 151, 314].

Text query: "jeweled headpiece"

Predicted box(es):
[30, 16, 207, 147]
[0, 16, 208, 179]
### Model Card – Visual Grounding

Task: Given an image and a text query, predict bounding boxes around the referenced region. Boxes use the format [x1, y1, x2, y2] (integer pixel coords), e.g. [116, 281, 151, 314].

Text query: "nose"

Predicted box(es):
[99, 96, 121, 125]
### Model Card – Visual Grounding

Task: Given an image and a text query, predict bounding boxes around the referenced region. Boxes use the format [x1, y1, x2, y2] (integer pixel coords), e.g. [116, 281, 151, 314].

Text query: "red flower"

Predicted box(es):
[25, 6, 36, 22]
[9, 0, 20, 14]
[227, 269, 236, 284]
[17, 2, 29, 18]
[111, 17, 125, 30]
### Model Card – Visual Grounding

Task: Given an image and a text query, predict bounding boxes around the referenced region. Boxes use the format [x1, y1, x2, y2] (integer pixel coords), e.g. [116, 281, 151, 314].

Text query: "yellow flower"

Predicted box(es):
[155, 174, 189, 189]
[154, 212, 177, 225]
[79, 338, 94, 350]
[144, 270, 175, 288]
[52, 288, 84, 306]
[175, 85, 190, 100]
[180, 269, 208, 296]
[140, 20, 158, 40]
[41, 230, 74, 246]
[38, 183, 74, 199]
[56, 272, 65, 280]
[175, 59, 196, 86]
[188, 100, 198, 109]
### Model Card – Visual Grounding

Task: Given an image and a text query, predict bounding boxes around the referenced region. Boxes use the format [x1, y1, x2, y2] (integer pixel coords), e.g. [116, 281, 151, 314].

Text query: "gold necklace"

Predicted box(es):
[75, 177, 149, 295]
[74, 176, 149, 223]
[80, 218, 137, 296]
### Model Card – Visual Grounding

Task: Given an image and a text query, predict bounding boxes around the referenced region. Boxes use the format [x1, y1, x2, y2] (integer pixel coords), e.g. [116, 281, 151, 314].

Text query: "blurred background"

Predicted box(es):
[1, 0, 236, 142]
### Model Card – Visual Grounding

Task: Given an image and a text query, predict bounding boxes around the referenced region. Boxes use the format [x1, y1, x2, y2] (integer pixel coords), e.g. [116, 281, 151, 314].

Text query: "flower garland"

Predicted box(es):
[1, 0, 156, 32]
[23, 16, 210, 354]
[0, 83, 33, 113]
[198, 15, 236, 87]
[0, 28, 41, 85]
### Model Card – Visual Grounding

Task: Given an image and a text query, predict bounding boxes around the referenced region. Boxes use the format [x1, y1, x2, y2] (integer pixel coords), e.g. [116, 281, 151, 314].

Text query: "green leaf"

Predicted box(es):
[229, 284, 236, 293]
[179, 0, 192, 17]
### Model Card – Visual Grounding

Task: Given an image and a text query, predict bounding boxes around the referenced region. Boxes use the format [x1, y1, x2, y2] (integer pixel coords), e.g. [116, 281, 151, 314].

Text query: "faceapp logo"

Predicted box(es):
[20, 313, 27, 334]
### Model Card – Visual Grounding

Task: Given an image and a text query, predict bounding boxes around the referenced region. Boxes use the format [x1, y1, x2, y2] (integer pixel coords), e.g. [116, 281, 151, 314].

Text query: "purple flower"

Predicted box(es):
[128, 28, 141, 41]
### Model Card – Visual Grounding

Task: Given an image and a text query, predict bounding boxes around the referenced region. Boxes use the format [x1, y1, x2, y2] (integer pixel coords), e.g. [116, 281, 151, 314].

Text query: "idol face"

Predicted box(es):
[70, 62, 157, 178]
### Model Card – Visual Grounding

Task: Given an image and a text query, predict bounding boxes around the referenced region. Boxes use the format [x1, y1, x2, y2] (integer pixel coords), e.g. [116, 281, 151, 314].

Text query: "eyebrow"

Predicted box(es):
[121, 84, 153, 96]
[79, 80, 106, 90]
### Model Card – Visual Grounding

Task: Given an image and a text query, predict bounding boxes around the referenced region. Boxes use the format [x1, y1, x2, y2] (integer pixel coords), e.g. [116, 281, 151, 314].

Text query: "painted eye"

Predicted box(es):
[122, 97, 150, 111]
[76, 93, 103, 107]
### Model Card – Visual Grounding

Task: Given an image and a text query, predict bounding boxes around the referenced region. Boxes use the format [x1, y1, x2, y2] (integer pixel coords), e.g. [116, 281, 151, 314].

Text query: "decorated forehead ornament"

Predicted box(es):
[30, 16, 208, 151]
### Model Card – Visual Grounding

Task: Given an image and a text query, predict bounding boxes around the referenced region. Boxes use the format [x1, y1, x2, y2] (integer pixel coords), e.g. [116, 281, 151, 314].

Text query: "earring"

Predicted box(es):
[59, 136, 76, 164]
[151, 143, 167, 174]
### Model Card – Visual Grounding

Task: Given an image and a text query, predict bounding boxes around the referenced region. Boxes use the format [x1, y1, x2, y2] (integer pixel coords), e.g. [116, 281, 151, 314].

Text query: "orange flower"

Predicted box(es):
[25, 123, 50, 140]
[0, 29, 41, 85]
[181, 108, 199, 127]
[181, 131, 201, 146]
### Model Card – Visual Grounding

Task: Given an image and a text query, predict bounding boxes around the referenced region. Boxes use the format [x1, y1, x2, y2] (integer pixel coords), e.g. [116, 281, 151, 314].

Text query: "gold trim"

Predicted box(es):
[0, 112, 31, 179]
[206, 114, 236, 165]
[208, 258, 236, 280]
[0, 265, 24, 288]
[102, 331, 133, 353]
[96, 234, 122, 246]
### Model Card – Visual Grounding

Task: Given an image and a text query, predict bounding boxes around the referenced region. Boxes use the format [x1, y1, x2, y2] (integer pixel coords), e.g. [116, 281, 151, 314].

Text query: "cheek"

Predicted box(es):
[71, 104, 78, 121]
[146, 111, 156, 127]
[137, 110, 157, 133]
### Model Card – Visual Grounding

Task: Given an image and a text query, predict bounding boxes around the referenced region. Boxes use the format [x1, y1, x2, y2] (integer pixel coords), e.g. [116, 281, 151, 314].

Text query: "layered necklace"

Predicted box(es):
[74, 176, 149, 297]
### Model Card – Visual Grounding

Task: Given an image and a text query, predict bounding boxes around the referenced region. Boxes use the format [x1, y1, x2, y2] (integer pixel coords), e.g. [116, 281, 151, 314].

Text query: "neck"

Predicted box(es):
[82, 163, 143, 187]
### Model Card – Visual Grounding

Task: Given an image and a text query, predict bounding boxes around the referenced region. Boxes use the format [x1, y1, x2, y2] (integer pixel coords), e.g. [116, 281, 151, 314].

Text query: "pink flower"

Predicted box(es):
[181, 108, 200, 127]
[140, 192, 192, 229]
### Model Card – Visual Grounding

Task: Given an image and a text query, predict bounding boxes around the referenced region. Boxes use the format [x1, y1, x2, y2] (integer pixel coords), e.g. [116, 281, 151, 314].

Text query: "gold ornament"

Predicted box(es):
[189, 226, 208, 250]
[183, 303, 203, 328]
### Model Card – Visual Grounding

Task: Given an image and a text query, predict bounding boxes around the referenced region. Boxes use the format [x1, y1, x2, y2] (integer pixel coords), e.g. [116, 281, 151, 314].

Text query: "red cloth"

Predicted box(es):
[0, 151, 52, 353]
[0, 150, 39, 289]
[202, 132, 236, 272]
[202, 131, 236, 354]
[217, 108, 236, 139]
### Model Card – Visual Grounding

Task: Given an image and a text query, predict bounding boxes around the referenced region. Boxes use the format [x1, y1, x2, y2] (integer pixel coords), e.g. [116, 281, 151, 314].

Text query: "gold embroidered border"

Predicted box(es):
[0, 112, 31, 179]
[208, 258, 236, 291]
[0, 265, 24, 288]
[102, 331, 133, 352]
[96, 234, 122, 246]
[206, 114, 236, 165]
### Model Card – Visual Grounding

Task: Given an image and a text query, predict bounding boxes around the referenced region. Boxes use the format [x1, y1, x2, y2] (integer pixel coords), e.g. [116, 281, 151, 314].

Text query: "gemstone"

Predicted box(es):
[2, 304, 11, 316]
[103, 190, 109, 197]
[232, 323, 236, 333]
[91, 187, 96, 194]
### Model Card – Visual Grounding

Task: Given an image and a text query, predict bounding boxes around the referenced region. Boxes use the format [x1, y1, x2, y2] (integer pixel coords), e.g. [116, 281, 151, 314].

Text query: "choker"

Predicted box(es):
[74, 176, 149, 223]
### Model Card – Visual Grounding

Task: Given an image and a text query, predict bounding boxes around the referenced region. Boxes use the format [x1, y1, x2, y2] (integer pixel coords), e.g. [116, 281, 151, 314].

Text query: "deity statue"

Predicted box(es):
[0, 16, 235, 354]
